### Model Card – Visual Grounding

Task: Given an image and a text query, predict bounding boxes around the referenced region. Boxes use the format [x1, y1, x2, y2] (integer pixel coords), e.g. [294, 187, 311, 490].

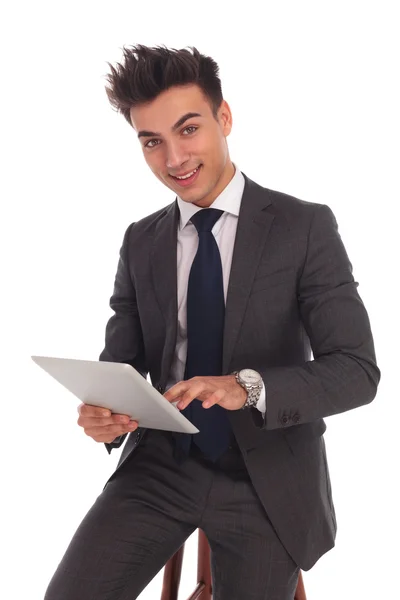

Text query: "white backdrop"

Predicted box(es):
[2, 1, 399, 598]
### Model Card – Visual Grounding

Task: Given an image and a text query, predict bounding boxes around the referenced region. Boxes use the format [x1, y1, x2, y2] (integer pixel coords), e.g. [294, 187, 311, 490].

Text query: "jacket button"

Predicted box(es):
[281, 415, 290, 426]
[292, 413, 300, 424]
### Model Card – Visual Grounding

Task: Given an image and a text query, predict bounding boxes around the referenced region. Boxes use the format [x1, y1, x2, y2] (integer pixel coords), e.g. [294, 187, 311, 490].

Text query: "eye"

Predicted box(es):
[182, 126, 198, 135]
[144, 126, 198, 149]
[144, 139, 159, 149]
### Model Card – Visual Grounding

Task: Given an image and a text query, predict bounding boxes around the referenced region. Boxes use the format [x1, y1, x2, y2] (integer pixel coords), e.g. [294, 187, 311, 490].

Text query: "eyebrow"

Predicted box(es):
[137, 112, 202, 139]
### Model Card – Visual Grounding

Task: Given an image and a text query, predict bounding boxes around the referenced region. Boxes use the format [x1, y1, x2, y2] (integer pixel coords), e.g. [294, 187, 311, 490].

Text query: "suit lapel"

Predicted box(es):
[222, 173, 274, 372]
[150, 201, 180, 385]
[150, 172, 275, 384]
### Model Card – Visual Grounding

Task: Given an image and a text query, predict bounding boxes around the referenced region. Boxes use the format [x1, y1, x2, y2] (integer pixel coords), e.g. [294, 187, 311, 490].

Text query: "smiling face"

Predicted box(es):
[129, 84, 235, 207]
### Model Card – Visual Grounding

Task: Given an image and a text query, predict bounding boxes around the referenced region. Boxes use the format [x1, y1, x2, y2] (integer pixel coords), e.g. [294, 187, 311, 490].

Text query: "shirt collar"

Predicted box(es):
[176, 162, 245, 230]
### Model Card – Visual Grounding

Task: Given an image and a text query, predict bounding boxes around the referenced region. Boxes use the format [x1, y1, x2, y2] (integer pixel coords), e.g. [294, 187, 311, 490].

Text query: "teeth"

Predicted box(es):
[176, 167, 199, 180]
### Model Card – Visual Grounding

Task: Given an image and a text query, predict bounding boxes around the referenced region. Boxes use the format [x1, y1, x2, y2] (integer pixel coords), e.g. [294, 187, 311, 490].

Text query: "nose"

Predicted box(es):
[165, 142, 190, 172]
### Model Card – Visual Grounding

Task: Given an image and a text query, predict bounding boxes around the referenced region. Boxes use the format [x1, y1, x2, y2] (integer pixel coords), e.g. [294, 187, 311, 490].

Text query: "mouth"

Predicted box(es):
[169, 164, 202, 187]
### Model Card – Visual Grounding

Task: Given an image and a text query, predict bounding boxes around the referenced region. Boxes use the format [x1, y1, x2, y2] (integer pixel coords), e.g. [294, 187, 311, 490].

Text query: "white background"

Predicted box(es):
[2, 1, 399, 598]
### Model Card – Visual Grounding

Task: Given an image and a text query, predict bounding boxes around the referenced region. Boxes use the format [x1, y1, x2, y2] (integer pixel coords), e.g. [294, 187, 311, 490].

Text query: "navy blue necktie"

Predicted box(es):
[174, 208, 233, 462]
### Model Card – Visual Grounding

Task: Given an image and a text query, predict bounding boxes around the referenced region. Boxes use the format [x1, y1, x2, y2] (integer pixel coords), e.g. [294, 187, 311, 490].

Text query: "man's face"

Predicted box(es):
[130, 84, 235, 207]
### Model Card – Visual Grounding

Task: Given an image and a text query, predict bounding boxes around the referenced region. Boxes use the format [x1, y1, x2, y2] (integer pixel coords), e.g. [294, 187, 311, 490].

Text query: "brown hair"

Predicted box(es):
[104, 44, 224, 127]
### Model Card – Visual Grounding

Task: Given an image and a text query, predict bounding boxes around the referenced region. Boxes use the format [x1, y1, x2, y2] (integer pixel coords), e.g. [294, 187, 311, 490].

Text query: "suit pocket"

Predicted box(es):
[282, 419, 327, 455]
[250, 271, 295, 294]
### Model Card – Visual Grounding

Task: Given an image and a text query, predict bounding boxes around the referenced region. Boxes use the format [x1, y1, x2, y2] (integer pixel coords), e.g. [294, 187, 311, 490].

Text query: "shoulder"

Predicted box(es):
[245, 174, 335, 231]
[121, 199, 176, 240]
[270, 188, 336, 231]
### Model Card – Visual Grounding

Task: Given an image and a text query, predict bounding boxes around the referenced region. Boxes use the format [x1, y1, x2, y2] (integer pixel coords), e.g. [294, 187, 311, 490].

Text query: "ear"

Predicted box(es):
[219, 99, 233, 136]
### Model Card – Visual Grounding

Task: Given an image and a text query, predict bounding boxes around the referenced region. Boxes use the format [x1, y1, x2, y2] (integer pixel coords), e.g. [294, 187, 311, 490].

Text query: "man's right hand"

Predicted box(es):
[77, 403, 138, 444]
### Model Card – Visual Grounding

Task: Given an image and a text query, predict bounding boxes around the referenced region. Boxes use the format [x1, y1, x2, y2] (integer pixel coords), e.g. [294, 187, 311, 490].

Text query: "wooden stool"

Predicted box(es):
[161, 528, 307, 599]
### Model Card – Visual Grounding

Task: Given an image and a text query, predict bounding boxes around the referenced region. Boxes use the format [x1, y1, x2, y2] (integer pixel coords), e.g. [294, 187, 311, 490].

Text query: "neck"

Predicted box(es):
[193, 161, 236, 208]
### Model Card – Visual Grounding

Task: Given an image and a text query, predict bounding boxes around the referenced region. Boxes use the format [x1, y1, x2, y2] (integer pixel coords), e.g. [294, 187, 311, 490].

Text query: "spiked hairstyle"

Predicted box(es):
[104, 44, 224, 127]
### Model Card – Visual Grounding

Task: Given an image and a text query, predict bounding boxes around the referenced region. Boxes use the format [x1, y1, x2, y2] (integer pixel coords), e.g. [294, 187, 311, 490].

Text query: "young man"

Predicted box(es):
[45, 44, 380, 600]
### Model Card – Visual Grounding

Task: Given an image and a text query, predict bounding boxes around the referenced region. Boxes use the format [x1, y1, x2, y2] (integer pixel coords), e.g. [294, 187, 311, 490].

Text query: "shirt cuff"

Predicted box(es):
[255, 380, 266, 415]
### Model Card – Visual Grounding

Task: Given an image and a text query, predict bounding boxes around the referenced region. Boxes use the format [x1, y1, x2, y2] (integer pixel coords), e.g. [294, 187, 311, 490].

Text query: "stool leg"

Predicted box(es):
[197, 529, 212, 599]
[161, 544, 185, 600]
[186, 529, 212, 600]
[294, 570, 307, 600]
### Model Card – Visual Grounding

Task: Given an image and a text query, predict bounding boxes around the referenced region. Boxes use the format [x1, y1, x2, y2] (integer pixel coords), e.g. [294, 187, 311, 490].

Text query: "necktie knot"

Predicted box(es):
[190, 208, 224, 233]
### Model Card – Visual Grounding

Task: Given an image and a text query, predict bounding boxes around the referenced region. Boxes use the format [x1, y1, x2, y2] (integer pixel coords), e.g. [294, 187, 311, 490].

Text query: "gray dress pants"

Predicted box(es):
[44, 428, 300, 600]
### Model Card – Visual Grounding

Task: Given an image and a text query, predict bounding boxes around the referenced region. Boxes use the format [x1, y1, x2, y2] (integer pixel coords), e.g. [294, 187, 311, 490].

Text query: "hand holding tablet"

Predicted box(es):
[76, 403, 139, 444]
[31, 355, 199, 435]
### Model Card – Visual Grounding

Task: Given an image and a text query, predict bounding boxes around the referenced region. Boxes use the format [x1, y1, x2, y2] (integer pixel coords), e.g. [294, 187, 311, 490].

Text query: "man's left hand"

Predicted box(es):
[163, 375, 247, 411]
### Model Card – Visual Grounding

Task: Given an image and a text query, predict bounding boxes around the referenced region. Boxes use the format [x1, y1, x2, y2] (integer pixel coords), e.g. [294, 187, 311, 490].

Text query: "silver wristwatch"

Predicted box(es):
[232, 369, 263, 409]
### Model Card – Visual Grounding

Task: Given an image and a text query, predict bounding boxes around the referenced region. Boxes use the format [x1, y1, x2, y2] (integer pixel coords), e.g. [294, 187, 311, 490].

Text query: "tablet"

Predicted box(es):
[31, 355, 199, 434]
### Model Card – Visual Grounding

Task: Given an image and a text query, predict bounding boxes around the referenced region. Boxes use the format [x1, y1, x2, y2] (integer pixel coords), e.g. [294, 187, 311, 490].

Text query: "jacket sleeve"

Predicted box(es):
[98, 223, 148, 453]
[259, 203, 381, 430]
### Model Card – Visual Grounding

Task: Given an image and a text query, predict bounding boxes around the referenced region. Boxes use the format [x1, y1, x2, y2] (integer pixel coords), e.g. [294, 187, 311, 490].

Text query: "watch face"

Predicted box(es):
[240, 369, 261, 385]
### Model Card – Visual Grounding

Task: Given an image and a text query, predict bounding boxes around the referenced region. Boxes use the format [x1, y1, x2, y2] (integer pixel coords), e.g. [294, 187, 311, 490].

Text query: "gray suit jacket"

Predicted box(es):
[99, 171, 380, 570]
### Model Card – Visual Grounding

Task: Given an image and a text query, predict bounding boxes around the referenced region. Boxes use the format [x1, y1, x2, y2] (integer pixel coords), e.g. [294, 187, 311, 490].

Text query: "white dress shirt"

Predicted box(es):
[165, 162, 266, 415]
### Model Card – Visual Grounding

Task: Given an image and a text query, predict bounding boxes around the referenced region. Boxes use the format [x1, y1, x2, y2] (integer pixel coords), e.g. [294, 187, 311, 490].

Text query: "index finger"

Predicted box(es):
[77, 403, 111, 418]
